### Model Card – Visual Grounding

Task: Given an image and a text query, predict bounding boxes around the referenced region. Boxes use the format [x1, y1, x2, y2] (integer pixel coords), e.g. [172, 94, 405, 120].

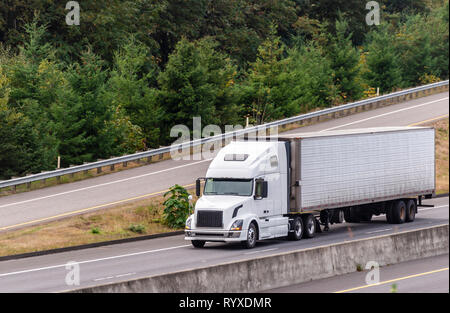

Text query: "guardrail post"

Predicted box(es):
[123, 161, 128, 167]
[97, 167, 102, 174]
[110, 164, 115, 171]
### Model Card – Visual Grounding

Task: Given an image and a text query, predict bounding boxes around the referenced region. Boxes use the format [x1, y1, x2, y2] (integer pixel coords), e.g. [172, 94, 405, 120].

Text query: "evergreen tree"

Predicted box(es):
[326, 16, 363, 101]
[363, 25, 402, 93]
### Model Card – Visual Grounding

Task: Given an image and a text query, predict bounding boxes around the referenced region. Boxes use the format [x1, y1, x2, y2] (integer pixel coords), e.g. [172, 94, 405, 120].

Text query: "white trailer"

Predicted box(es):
[185, 127, 435, 248]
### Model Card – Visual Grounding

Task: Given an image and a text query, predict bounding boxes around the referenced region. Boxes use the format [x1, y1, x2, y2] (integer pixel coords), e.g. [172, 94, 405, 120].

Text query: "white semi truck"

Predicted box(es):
[185, 127, 435, 248]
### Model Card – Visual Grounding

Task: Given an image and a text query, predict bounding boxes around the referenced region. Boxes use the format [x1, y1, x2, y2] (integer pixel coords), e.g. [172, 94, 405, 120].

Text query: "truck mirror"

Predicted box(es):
[262, 181, 268, 198]
[196, 179, 201, 197]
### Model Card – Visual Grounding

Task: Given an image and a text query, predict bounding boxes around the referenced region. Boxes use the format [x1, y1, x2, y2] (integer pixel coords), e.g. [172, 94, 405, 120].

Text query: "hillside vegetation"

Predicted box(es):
[0, 0, 448, 179]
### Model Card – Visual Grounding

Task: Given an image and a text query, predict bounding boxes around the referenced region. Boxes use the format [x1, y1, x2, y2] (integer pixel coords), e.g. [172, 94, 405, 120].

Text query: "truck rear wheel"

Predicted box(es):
[241, 222, 257, 249]
[302, 214, 316, 238]
[360, 210, 373, 222]
[191, 240, 206, 248]
[405, 199, 416, 222]
[344, 207, 361, 223]
[391, 200, 406, 224]
[288, 216, 303, 240]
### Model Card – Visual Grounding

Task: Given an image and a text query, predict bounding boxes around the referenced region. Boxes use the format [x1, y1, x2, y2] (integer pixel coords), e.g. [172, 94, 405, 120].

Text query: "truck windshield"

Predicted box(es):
[204, 178, 253, 196]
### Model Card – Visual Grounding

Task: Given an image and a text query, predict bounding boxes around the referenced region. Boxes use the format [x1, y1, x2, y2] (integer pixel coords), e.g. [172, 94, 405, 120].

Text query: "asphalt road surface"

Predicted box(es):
[0, 92, 448, 232]
[0, 196, 447, 292]
[265, 254, 449, 293]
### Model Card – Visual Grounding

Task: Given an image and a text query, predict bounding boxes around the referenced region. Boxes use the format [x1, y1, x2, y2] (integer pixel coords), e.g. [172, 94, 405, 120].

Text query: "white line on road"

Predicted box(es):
[0, 244, 190, 278]
[244, 248, 278, 255]
[319, 97, 449, 132]
[366, 228, 392, 234]
[0, 159, 213, 209]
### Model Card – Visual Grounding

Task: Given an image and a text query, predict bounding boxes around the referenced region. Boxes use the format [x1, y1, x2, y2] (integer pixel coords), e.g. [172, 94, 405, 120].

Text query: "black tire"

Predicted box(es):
[391, 200, 407, 224]
[386, 202, 393, 223]
[302, 214, 316, 238]
[241, 222, 257, 249]
[360, 210, 373, 222]
[191, 240, 206, 248]
[405, 199, 416, 222]
[345, 207, 361, 223]
[331, 209, 345, 224]
[288, 216, 304, 240]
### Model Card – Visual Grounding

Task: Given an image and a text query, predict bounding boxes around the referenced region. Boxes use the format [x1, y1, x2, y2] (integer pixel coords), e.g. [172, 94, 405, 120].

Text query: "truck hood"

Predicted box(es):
[195, 195, 250, 211]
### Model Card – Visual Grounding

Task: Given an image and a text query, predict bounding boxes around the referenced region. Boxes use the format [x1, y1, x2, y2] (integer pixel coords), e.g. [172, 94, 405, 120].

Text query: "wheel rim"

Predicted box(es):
[400, 206, 405, 220]
[295, 220, 302, 237]
[307, 218, 315, 234]
[248, 226, 256, 245]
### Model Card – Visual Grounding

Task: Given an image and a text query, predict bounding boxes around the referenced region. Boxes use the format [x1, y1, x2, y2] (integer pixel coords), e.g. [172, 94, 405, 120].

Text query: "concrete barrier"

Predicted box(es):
[71, 224, 449, 293]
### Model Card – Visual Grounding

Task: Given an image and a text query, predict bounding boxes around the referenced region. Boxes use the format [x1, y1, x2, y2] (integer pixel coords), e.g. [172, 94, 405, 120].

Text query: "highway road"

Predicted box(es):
[0, 196, 447, 292]
[265, 254, 449, 293]
[0, 91, 448, 232]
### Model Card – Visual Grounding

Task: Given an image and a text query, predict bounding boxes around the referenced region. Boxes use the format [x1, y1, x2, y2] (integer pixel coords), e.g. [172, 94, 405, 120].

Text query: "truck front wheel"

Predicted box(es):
[191, 240, 206, 248]
[241, 222, 257, 249]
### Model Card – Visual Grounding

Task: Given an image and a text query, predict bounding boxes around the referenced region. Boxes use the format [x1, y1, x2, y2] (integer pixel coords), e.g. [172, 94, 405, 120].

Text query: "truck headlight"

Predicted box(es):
[185, 217, 192, 230]
[230, 219, 243, 231]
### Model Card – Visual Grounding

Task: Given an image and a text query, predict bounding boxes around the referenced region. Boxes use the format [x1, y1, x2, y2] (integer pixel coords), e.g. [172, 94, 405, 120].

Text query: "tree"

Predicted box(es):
[157, 37, 239, 143]
[326, 16, 363, 101]
[106, 37, 163, 148]
[241, 25, 289, 124]
[363, 24, 402, 93]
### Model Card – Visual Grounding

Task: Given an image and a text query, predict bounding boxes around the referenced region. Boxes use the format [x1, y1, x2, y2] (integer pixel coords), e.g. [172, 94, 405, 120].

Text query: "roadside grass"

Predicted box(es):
[0, 189, 198, 257]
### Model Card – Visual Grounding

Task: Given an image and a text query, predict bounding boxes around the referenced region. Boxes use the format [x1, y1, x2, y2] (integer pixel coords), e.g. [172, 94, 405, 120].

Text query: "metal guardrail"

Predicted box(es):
[0, 80, 448, 189]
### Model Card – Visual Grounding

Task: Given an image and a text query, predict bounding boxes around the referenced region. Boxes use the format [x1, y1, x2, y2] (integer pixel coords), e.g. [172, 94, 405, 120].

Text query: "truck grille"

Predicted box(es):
[196, 210, 223, 228]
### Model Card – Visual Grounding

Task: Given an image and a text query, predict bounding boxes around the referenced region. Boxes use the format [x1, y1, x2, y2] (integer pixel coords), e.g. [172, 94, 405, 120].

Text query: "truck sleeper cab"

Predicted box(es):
[185, 127, 435, 249]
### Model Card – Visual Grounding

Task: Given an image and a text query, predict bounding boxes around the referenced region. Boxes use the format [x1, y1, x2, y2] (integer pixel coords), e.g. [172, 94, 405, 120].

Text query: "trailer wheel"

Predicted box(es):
[345, 207, 360, 223]
[331, 209, 345, 224]
[191, 240, 206, 248]
[302, 214, 316, 238]
[405, 199, 416, 222]
[288, 217, 303, 240]
[360, 211, 373, 222]
[241, 222, 257, 249]
[386, 202, 393, 223]
[391, 200, 406, 224]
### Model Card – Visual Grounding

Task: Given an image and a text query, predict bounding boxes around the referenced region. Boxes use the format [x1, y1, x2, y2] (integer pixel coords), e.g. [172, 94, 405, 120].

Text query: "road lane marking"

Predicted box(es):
[408, 114, 449, 126]
[334, 267, 449, 293]
[320, 97, 449, 132]
[0, 244, 190, 278]
[0, 183, 195, 231]
[365, 228, 392, 234]
[0, 158, 212, 209]
[244, 248, 278, 255]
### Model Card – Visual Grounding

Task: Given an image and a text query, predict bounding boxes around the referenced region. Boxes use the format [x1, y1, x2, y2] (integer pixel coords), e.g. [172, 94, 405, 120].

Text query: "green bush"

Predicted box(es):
[163, 184, 192, 229]
[128, 224, 146, 234]
[90, 227, 101, 234]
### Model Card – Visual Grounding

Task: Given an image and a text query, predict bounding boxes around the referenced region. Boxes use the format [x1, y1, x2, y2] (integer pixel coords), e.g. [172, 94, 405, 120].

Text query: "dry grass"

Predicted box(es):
[427, 118, 449, 194]
[0, 189, 198, 257]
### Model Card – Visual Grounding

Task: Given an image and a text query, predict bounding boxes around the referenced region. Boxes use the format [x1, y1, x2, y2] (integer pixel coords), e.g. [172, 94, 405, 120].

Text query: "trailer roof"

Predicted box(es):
[268, 126, 433, 140]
